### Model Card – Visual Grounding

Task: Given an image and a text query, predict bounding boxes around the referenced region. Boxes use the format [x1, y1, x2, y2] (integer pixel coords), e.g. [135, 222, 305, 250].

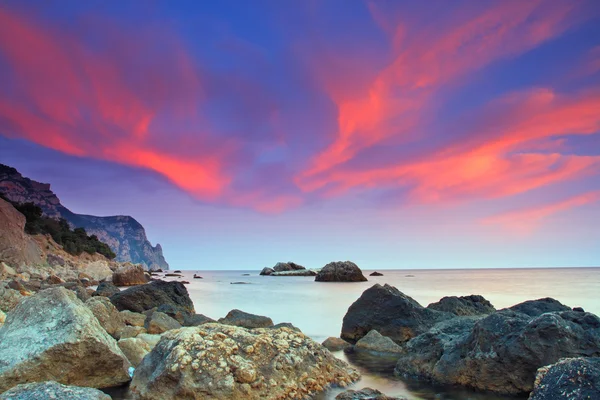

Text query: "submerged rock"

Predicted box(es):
[112, 263, 149, 286]
[354, 330, 403, 355]
[341, 284, 451, 344]
[528, 357, 600, 400]
[336, 387, 406, 400]
[130, 323, 360, 399]
[315, 261, 368, 282]
[0, 287, 130, 392]
[110, 280, 195, 315]
[0, 381, 111, 400]
[427, 295, 496, 316]
[218, 309, 274, 329]
[322, 337, 352, 352]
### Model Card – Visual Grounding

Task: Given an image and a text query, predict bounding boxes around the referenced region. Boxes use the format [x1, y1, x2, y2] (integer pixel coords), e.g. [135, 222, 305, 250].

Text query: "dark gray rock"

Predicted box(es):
[427, 295, 495, 316]
[271, 269, 317, 276]
[0, 381, 111, 400]
[355, 330, 403, 355]
[218, 309, 274, 329]
[508, 297, 571, 317]
[273, 262, 306, 272]
[183, 313, 215, 327]
[369, 271, 384, 276]
[145, 311, 181, 334]
[341, 284, 451, 344]
[259, 267, 274, 276]
[93, 281, 120, 298]
[110, 280, 195, 315]
[528, 357, 600, 400]
[315, 261, 367, 283]
[336, 387, 406, 400]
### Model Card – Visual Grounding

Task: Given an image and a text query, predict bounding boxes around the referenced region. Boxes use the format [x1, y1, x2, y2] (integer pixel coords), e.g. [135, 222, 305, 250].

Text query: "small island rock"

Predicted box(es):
[315, 261, 368, 282]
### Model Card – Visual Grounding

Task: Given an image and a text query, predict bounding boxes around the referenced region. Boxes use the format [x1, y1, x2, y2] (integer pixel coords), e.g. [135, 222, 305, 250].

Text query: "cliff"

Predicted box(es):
[0, 164, 168, 271]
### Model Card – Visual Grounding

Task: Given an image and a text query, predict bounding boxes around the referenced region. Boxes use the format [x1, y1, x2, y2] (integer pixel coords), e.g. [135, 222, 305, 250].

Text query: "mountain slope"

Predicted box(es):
[0, 164, 168, 271]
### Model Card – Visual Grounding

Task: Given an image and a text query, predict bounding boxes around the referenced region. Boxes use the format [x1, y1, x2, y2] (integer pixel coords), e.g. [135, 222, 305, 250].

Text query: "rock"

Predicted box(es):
[46, 274, 65, 285]
[145, 311, 182, 334]
[117, 325, 147, 338]
[528, 357, 600, 400]
[508, 297, 571, 317]
[120, 310, 147, 327]
[7, 280, 27, 293]
[573, 307, 585, 312]
[46, 253, 66, 267]
[395, 309, 600, 394]
[80, 261, 113, 282]
[71, 284, 91, 302]
[271, 322, 301, 331]
[271, 269, 318, 276]
[230, 281, 251, 284]
[259, 267, 273, 276]
[85, 296, 125, 338]
[0, 198, 43, 268]
[112, 263, 149, 286]
[136, 333, 162, 349]
[369, 271, 384, 276]
[0, 285, 25, 312]
[427, 295, 496, 316]
[355, 330, 403, 355]
[336, 387, 406, 400]
[315, 261, 367, 282]
[218, 309, 274, 329]
[93, 281, 120, 298]
[130, 323, 360, 399]
[273, 262, 306, 272]
[193, 274, 202, 279]
[183, 313, 215, 327]
[0, 309, 5, 327]
[174, 270, 182, 273]
[110, 280, 195, 315]
[0, 381, 111, 400]
[156, 303, 190, 324]
[322, 337, 352, 352]
[0, 262, 16, 280]
[118, 337, 154, 368]
[164, 273, 182, 277]
[0, 287, 130, 391]
[341, 284, 451, 344]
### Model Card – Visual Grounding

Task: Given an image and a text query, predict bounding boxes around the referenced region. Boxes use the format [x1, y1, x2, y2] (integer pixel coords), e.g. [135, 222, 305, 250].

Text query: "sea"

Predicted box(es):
[112, 267, 600, 400]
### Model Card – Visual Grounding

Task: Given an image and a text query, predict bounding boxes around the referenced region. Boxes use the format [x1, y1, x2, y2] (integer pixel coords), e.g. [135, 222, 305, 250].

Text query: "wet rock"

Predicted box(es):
[336, 387, 406, 400]
[341, 284, 451, 344]
[183, 313, 215, 327]
[145, 311, 181, 334]
[130, 323, 360, 399]
[528, 357, 600, 400]
[218, 309, 274, 329]
[0, 381, 111, 400]
[110, 280, 195, 315]
[112, 263, 149, 286]
[315, 261, 367, 282]
[322, 337, 352, 352]
[85, 296, 125, 338]
[369, 271, 384, 276]
[93, 281, 120, 298]
[355, 330, 403, 355]
[427, 295, 496, 316]
[118, 337, 155, 368]
[259, 267, 274, 276]
[0, 287, 130, 392]
[508, 297, 571, 317]
[120, 310, 147, 327]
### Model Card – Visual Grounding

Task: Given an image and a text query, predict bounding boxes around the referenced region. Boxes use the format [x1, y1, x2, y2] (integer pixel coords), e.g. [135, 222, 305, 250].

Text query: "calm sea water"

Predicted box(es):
[119, 268, 600, 400]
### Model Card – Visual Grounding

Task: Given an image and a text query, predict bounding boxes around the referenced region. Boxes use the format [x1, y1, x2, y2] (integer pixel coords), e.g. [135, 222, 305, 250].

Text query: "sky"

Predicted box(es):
[0, 0, 599, 270]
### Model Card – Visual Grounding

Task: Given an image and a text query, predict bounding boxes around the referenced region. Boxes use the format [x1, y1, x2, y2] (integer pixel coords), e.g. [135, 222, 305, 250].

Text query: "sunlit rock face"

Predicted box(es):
[0, 163, 168, 271]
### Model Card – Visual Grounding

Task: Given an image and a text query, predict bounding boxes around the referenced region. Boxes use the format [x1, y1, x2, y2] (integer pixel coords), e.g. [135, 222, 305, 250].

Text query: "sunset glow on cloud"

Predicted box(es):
[1, 0, 599, 268]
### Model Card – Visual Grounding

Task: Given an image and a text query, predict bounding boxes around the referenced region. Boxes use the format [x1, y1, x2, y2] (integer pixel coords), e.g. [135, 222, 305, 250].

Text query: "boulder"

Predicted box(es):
[395, 309, 600, 394]
[427, 295, 496, 316]
[273, 262, 306, 272]
[0, 287, 130, 392]
[341, 284, 451, 344]
[508, 297, 571, 317]
[85, 296, 125, 338]
[183, 313, 215, 327]
[0, 262, 16, 280]
[528, 357, 600, 400]
[0, 381, 111, 400]
[71, 285, 91, 302]
[0, 198, 43, 268]
[120, 310, 147, 327]
[117, 325, 147, 339]
[259, 267, 273, 276]
[110, 280, 195, 315]
[46, 253, 66, 267]
[136, 333, 162, 349]
[336, 388, 406, 400]
[355, 330, 403, 355]
[79, 261, 113, 282]
[93, 281, 120, 298]
[156, 303, 190, 324]
[369, 271, 383, 276]
[218, 309, 274, 329]
[322, 337, 352, 352]
[0, 285, 25, 312]
[0, 309, 5, 327]
[118, 337, 154, 367]
[145, 311, 182, 334]
[112, 263, 149, 286]
[46, 274, 65, 285]
[130, 324, 360, 399]
[315, 261, 367, 282]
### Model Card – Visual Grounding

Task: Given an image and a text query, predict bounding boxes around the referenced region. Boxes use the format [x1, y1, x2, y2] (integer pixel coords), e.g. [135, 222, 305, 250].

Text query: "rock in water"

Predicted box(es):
[341, 284, 451, 344]
[0, 381, 111, 400]
[528, 357, 600, 400]
[112, 263, 149, 286]
[218, 309, 274, 329]
[336, 387, 406, 400]
[259, 267, 274, 276]
[354, 330, 403, 355]
[369, 271, 384, 276]
[130, 323, 360, 399]
[0, 287, 131, 392]
[315, 261, 368, 282]
[118, 338, 155, 368]
[427, 295, 496, 316]
[110, 280, 195, 315]
[273, 262, 306, 272]
[322, 337, 352, 352]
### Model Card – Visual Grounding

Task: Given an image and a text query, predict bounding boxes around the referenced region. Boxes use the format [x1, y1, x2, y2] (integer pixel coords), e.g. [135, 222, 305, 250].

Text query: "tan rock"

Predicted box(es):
[112, 263, 148, 286]
[0, 198, 43, 268]
[0, 285, 25, 311]
[118, 338, 153, 367]
[0, 262, 16, 280]
[0, 308, 5, 327]
[120, 310, 146, 327]
[118, 325, 147, 339]
[145, 311, 181, 334]
[85, 296, 125, 338]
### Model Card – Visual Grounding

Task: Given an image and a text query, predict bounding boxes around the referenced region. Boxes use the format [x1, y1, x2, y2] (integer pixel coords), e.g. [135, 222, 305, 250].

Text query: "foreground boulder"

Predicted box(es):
[354, 330, 403, 355]
[110, 280, 194, 315]
[395, 308, 600, 394]
[112, 263, 149, 286]
[118, 337, 156, 368]
[529, 357, 600, 400]
[341, 284, 450, 344]
[0, 381, 111, 400]
[0, 287, 131, 392]
[336, 388, 406, 400]
[218, 309, 274, 329]
[85, 296, 125, 338]
[130, 323, 360, 399]
[427, 295, 495, 316]
[315, 261, 367, 282]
